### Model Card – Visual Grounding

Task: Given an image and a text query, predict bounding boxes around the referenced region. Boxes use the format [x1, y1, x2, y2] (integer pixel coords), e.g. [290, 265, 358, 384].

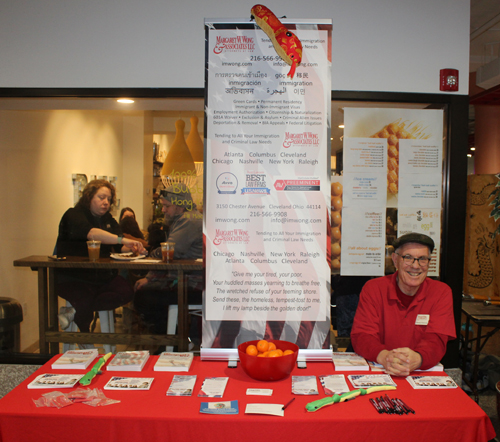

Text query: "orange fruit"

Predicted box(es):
[283, 349, 294, 356]
[332, 182, 343, 196]
[257, 353, 267, 357]
[256, 340, 269, 353]
[274, 349, 284, 357]
[267, 342, 277, 351]
[246, 344, 258, 356]
[267, 350, 281, 358]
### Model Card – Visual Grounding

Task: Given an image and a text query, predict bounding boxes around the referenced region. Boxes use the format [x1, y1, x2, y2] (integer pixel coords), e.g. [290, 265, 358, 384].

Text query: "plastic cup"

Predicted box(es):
[161, 241, 175, 263]
[87, 240, 101, 261]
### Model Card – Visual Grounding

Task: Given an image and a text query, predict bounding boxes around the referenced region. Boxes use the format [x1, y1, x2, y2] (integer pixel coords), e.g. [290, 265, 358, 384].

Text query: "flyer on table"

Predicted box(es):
[204, 21, 331, 326]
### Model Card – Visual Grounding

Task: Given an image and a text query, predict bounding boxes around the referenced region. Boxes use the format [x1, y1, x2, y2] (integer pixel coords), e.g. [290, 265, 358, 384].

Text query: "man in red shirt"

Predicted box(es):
[351, 232, 456, 376]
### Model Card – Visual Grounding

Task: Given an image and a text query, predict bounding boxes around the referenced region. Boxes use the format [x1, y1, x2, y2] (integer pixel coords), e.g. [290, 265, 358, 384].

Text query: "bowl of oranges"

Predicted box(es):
[238, 339, 299, 381]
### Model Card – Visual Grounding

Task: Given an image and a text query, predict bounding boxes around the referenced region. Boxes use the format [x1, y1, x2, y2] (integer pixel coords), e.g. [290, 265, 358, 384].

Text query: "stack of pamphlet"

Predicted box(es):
[332, 352, 369, 371]
[154, 352, 194, 372]
[406, 375, 457, 389]
[51, 349, 99, 370]
[27, 374, 84, 389]
[107, 351, 150, 372]
[104, 377, 154, 390]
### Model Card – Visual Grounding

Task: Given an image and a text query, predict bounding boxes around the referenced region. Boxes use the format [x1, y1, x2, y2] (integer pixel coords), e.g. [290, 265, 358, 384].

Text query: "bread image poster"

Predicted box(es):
[341, 108, 443, 277]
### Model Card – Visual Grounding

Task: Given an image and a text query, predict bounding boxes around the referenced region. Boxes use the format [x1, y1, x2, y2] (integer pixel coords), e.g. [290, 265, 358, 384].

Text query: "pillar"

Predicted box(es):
[473, 105, 500, 174]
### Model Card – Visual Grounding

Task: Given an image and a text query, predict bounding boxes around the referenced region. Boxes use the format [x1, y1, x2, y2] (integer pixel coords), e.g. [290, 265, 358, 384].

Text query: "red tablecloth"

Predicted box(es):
[0, 356, 495, 442]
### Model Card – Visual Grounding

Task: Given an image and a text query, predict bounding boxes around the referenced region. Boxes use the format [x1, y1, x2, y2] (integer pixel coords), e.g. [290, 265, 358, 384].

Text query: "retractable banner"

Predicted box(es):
[203, 17, 332, 352]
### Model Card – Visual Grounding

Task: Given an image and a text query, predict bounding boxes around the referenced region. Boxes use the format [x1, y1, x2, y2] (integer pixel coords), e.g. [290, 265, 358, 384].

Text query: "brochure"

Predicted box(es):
[368, 361, 444, 373]
[198, 377, 229, 398]
[154, 352, 194, 372]
[245, 403, 284, 417]
[246, 388, 273, 396]
[347, 374, 397, 389]
[291, 376, 318, 395]
[27, 374, 84, 389]
[319, 375, 350, 395]
[103, 376, 154, 390]
[406, 375, 458, 389]
[167, 375, 197, 396]
[51, 349, 99, 370]
[107, 351, 150, 372]
[200, 400, 239, 415]
[332, 352, 369, 371]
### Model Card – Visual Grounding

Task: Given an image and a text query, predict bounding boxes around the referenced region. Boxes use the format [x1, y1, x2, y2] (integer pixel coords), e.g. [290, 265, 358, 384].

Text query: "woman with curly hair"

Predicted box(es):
[55, 179, 146, 340]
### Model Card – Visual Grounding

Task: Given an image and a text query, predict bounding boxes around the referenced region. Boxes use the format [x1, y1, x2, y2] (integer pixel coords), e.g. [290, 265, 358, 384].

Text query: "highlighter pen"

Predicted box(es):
[282, 398, 295, 410]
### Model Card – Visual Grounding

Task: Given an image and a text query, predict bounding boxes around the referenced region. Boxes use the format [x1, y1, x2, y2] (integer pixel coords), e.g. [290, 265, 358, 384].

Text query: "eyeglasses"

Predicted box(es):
[395, 252, 431, 267]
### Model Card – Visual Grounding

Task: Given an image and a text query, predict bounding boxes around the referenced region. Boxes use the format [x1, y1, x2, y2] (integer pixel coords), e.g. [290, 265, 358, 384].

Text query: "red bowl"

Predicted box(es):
[238, 340, 299, 381]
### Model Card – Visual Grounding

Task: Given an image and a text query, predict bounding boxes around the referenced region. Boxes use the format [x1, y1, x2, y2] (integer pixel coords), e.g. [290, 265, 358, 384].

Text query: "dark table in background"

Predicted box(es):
[13, 255, 203, 354]
[461, 300, 500, 402]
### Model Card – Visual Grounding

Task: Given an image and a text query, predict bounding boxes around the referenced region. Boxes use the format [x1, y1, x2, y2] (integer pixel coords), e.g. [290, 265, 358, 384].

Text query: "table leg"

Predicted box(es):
[48, 268, 59, 354]
[37, 268, 48, 355]
[177, 269, 188, 352]
[472, 322, 482, 402]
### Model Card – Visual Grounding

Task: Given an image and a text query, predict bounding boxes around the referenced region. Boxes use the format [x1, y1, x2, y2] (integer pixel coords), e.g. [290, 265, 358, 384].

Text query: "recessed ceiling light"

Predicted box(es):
[467, 154, 472, 157]
[117, 98, 134, 104]
[338, 124, 344, 129]
[470, 147, 475, 151]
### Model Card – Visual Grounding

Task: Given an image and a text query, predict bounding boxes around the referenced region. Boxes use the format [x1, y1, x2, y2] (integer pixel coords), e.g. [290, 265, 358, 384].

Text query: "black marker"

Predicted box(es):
[369, 398, 383, 414]
[397, 398, 415, 414]
[282, 398, 295, 410]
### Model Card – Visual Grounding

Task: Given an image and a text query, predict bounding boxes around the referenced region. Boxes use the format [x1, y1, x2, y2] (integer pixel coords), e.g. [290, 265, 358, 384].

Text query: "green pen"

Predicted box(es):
[79, 352, 112, 386]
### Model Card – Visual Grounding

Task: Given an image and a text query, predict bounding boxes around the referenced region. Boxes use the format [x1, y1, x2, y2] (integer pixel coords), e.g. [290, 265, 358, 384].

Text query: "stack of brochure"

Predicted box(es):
[347, 374, 397, 388]
[104, 376, 154, 390]
[332, 352, 369, 371]
[154, 352, 193, 372]
[51, 349, 99, 370]
[27, 373, 84, 389]
[107, 351, 150, 372]
[406, 375, 457, 389]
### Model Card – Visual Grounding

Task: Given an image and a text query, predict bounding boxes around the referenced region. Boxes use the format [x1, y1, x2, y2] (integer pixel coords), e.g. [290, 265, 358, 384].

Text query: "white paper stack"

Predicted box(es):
[107, 351, 150, 372]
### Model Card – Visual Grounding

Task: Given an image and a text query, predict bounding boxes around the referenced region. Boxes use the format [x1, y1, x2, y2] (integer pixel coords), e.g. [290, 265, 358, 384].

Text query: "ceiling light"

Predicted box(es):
[470, 147, 475, 151]
[338, 124, 344, 129]
[467, 154, 472, 157]
[117, 98, 134, 104]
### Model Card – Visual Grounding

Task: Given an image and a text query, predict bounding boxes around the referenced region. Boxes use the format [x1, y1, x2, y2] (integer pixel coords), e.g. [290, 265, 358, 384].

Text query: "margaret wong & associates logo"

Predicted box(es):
[213, 35, 256, 54]
[283, 131, 320, 148]
[213, 228, 250, 245]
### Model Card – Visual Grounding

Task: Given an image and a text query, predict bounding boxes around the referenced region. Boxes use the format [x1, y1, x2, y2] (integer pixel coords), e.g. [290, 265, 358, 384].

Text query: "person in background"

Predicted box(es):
[134, 184, 203, 336]
[119, 207, 136, 221]
[120, 216, 148, 249]
[56, 179, 147, 339]
[350, 232, 456, 376]
[146, 222, 167, 251]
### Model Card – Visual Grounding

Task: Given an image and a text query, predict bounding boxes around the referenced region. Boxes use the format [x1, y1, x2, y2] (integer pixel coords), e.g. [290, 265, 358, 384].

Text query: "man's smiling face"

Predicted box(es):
[392, 242, 431, 295]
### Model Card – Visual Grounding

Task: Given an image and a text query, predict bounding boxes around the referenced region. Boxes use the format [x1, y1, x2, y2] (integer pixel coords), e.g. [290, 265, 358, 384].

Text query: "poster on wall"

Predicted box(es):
[341, 108, 444, 277]
[202, 15, 333, 355]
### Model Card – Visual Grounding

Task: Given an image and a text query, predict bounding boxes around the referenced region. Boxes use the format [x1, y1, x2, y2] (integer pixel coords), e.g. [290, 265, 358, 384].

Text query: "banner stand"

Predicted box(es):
[202, 15, 333, 362]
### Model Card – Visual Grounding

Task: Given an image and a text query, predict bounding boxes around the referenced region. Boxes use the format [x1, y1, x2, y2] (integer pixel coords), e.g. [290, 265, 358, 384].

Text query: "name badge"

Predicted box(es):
[415, 314, 429, 326]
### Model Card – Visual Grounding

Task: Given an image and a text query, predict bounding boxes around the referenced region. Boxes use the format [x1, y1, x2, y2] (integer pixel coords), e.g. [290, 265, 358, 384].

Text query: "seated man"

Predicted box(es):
[350, 232, 456, 376]
[134, 184, 203, 335]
